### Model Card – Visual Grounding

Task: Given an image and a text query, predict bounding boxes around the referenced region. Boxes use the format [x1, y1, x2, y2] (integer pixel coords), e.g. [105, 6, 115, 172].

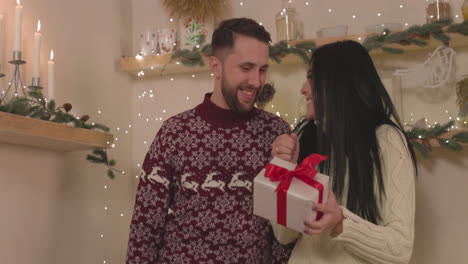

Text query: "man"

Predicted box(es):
[126, 18, 292, 263]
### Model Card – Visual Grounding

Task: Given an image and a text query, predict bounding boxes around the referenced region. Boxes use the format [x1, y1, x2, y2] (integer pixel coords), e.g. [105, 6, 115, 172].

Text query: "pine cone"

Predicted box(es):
[399, 40, 411, 46]
[80, 115, 90, 122]
[422, 138, 433, 152]
[63, 103, 72, 112]
[257, 83, 276, 104]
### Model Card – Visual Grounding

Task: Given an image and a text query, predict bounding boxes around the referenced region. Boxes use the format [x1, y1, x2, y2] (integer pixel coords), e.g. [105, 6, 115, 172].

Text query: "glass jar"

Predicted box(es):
[426, 0, 452, 23]
[275, 0, 304, 42]
[462, 0, 468, 20]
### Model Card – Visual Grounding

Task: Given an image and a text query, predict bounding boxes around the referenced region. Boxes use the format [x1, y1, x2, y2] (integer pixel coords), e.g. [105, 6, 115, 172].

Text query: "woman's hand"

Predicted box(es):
[303, 188, 344, 236]
[271, 133, 300, 163]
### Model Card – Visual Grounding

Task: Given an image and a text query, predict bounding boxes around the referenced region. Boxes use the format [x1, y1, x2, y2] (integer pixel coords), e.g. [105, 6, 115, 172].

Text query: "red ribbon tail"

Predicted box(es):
[277, 188, 287, 226]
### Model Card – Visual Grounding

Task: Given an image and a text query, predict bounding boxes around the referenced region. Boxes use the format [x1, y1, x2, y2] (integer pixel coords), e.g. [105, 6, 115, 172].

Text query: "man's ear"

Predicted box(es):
[209, 56, 222, 79]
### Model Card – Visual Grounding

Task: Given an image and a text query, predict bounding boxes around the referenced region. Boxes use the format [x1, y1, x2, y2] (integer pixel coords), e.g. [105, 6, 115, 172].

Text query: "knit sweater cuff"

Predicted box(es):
[332, 206, 386, 246]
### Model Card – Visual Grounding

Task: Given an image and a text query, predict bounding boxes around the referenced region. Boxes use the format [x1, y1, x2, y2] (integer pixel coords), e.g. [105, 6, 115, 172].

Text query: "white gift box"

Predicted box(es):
[253, 157, 329, 233]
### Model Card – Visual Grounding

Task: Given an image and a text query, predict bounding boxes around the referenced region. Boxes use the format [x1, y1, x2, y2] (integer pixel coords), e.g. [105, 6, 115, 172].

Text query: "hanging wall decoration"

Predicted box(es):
[394, 46, 456, 89]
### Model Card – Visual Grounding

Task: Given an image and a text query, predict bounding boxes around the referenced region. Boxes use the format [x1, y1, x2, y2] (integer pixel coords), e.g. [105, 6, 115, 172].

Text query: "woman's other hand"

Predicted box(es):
[271, 133, 299, 163]
[303, 188, 344, 236]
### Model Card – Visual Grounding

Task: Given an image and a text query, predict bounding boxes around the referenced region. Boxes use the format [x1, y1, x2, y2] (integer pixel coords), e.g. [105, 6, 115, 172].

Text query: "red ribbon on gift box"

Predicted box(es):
[265, 154, 328, 226]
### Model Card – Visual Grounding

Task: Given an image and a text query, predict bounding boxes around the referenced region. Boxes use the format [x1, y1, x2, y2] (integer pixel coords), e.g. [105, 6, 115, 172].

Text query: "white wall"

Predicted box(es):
[0, 0, 134, 263]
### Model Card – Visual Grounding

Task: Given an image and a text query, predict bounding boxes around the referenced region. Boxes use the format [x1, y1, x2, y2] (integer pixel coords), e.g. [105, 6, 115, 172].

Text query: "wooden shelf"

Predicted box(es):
[0, 112, 114, 152]
[119, 33, 468, 78]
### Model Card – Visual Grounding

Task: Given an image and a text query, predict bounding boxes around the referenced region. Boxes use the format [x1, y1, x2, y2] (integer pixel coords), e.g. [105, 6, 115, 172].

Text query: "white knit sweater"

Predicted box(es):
[273, 124, 416, 264]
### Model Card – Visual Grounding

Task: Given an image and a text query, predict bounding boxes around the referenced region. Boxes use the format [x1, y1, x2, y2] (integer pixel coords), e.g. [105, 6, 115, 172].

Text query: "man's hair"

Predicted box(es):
[211, 18, 271, 58]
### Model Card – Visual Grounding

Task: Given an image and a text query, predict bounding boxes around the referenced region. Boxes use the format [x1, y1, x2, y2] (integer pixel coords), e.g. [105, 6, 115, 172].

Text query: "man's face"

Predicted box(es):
[220, 35, 269, 113]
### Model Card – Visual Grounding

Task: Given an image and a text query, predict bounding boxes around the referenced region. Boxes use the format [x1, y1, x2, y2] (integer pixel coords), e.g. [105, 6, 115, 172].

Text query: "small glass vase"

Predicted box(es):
[275, 0, 304, 42]
[178, 17, 214, 50]
[426, 0, 452, 23]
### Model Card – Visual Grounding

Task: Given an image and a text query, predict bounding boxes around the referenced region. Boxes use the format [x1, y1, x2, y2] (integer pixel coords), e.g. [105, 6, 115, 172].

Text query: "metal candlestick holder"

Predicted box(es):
[27, 77, 43, 91]
[0, 51, 28, 102]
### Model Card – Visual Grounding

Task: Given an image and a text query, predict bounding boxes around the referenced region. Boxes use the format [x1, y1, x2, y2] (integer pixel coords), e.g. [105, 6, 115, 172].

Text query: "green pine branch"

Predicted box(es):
[405, 120, 467, 157]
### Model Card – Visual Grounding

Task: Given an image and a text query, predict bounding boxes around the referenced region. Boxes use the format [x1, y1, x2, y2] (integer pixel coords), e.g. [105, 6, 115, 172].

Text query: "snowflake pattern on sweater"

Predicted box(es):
[126, 94, 293, 264]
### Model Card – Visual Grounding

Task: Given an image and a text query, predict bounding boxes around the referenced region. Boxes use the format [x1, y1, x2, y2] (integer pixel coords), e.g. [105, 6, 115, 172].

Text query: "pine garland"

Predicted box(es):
[169, 39, 316, 68]
[362, 19, 454, 54]
[0, 89, 121, 179]
[269, 41, 316, 64]
[405, 120, 468, 158]
[168, 20, 468, 66]
[86, 149, 124, 179]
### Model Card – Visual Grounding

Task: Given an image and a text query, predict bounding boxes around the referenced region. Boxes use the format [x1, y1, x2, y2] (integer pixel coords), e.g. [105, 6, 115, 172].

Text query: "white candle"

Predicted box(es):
[47, 50, 55, 99]
[0, 14, 4, 70]
[14, 0, 23, 52]
[33, 20, 41, 78]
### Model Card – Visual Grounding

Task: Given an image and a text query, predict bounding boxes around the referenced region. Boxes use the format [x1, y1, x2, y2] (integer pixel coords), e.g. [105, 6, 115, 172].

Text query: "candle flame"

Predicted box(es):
[37, 20, 41, 32]
[17, 0, 21, 6]
[50, 50, 54, 60]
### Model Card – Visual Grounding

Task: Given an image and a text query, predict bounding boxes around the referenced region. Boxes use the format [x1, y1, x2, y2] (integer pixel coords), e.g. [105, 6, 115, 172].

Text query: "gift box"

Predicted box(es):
[253, 154, 329, 233]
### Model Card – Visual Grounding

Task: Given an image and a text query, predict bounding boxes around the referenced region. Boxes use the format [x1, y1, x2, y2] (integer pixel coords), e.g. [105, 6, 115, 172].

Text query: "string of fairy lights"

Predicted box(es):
[97, 1, 467, 263]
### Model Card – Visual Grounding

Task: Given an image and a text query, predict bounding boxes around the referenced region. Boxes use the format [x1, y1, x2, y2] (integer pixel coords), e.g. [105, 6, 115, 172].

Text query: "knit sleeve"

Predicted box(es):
[126, 124, 176, 263]
[271, 222, 302, 245]
[331, 125, 416, 264]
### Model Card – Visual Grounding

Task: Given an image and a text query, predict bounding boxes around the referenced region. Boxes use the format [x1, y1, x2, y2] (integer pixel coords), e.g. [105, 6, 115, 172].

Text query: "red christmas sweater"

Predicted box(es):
[126, 94, 293, 263]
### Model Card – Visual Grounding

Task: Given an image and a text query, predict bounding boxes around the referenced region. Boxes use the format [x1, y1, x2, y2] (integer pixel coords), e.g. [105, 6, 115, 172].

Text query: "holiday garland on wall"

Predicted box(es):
[170, 19, 468, 67]
[406, 120, 468, 158]
[0, 89, 123, 179]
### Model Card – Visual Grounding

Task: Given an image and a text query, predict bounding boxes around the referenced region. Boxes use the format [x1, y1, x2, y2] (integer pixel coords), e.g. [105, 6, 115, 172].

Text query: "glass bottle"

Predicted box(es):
[275, 0, 304, 42]
[462, 0, 468, 20]
[426, 0, 452, 23]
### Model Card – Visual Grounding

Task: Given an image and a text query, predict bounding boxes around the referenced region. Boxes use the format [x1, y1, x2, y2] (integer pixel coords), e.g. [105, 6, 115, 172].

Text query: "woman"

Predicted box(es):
[271, 40, 417, 264]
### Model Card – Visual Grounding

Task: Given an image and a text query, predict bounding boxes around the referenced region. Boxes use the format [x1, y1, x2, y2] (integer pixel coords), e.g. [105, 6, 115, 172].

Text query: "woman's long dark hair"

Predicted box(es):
[305, 40, 417, 224]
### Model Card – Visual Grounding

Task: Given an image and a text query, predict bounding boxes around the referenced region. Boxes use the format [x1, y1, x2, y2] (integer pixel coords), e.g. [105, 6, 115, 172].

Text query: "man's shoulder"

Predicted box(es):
[256, 109, 289, 123]
[162, 108, 197, 125]
[254, 109, 291, 130]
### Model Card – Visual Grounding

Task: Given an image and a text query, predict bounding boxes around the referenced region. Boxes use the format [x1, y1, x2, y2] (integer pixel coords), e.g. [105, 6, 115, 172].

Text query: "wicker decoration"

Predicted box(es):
[456, 76, 468, 119]
[162, 0, 225, 21]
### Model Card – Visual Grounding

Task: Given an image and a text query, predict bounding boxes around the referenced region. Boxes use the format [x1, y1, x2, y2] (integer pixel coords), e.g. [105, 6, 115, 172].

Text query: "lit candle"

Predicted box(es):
[14, 0, 23, 52]
[47, 50, 55, 99]
[33, 20, 41, 78]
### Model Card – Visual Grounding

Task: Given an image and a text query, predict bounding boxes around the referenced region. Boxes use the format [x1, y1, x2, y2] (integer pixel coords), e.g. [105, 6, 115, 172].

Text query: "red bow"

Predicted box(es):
[265, 154, 328, 225]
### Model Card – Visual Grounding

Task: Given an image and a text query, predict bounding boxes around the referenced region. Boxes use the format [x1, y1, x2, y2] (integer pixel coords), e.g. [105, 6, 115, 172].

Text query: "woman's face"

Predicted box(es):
[301, 68, 315, 120]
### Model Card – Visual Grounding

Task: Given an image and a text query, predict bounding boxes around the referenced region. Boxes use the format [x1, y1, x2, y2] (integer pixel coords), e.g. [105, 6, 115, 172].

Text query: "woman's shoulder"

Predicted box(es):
[376, 124, 409, 153]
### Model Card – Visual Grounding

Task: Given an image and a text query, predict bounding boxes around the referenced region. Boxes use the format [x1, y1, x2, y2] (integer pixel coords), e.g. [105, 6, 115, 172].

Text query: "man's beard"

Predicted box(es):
[221, 76, 260, 113]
